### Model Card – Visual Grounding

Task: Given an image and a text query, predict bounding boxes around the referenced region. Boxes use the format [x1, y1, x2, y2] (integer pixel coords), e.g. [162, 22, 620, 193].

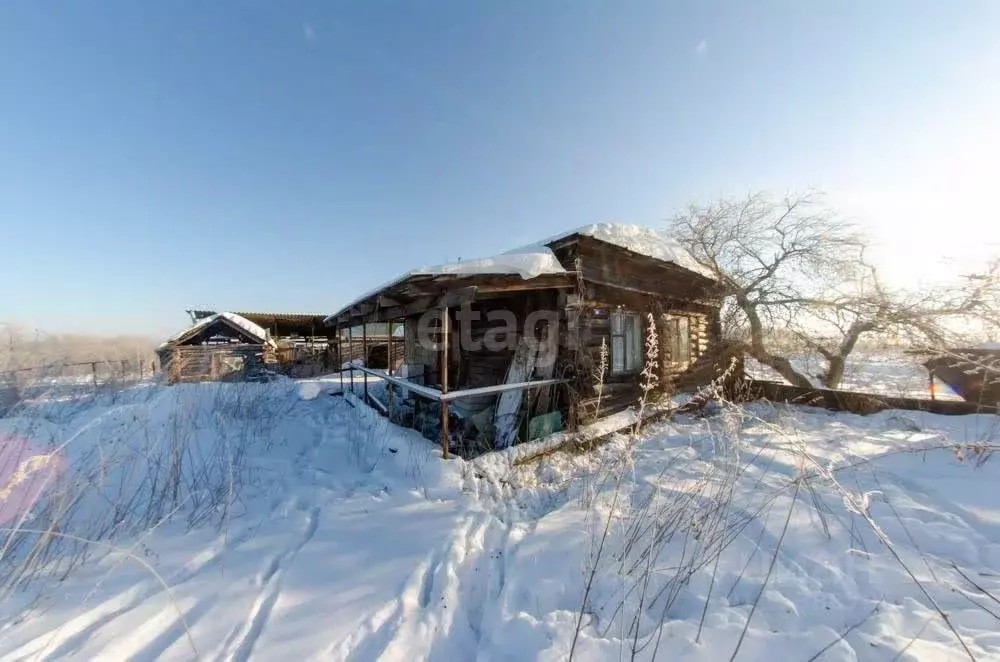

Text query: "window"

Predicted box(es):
[610, 310, 642, 374]
[667, 316, 691, 364]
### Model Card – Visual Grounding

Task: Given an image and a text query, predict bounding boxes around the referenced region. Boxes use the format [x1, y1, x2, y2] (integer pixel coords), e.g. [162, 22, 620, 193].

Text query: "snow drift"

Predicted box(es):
[0, 377, 998, 660]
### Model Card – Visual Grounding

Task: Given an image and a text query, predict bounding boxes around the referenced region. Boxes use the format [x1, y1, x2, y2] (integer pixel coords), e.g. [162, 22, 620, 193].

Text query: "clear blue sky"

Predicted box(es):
[2, 2, 998, 337]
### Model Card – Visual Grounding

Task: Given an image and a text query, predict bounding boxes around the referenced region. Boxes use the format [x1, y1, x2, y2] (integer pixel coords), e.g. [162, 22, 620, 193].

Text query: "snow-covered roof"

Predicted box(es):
[159, 312, 275, 350]
[326, 223, 715, 324]
[416, 250, 566, 280]
[509, 223, 716, 280]
[325, 252, 568, 324]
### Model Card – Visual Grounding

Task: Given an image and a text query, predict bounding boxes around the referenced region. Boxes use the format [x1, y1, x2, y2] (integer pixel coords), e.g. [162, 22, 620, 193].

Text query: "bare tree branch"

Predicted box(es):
[668, 190, 1000, 389]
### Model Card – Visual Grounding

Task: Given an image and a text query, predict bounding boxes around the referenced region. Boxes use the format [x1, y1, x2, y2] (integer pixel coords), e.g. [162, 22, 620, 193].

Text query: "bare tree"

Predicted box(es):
[669, 191, 1000, 389]
[669, 192, 864, 387]
[790, 260, 1000, 387]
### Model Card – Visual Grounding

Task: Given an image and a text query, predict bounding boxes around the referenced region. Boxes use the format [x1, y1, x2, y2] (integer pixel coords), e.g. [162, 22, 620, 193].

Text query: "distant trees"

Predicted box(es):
[0, 323, 156, 373]
[668, 192, 1000, 389]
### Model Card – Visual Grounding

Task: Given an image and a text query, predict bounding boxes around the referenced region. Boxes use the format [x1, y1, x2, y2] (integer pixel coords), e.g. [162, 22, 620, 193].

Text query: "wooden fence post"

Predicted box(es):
[348, 324, 355, 395]
[387, 320, 395, 420]
[440, 308, 450, 459]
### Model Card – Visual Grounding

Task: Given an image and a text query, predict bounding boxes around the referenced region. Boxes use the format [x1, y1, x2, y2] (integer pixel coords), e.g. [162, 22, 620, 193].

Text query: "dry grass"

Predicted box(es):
[566, 335, 1000, 661]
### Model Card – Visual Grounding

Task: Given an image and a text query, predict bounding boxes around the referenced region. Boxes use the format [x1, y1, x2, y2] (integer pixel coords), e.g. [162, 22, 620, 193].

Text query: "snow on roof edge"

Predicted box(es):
[507, 223, 716, 280]
[159, 312, 275, 349]
[323, 252, 567, 325]
[324, 223, 715, 325]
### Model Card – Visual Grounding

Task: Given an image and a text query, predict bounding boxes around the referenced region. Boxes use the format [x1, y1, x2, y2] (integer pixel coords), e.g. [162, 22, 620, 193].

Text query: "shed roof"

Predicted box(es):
[159, 312, 275, 350]
[188, 310, 330, 338]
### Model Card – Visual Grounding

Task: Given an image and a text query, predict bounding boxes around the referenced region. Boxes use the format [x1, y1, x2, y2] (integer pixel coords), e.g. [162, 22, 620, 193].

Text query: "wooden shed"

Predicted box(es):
[187, 310, 339, 378]
[157, 312, 277, 384]
[325, 223, 727, 457]
[917, 346, 1000, 406]
[337, 323, 406, 371]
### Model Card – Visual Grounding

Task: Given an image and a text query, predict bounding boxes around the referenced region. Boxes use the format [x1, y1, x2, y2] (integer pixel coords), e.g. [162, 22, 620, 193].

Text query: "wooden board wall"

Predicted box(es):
[574, 236, 720, 305]
[400, 290, 559, 391]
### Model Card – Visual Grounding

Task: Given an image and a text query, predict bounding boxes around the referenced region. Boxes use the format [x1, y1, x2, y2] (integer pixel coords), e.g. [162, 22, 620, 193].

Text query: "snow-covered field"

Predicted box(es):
[0, 373, 998, 660]
[746, 349, 965, 400]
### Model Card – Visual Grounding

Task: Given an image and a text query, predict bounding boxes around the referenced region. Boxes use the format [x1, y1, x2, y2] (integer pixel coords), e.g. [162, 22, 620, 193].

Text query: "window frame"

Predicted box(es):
[667, 315, 692, 365]
[610, 309, 642, 376]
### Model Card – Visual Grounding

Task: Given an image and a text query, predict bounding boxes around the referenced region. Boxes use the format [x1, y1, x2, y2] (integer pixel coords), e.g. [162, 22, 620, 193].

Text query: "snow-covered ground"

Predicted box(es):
[746, 349, 965, 401]
[0, 375, 998, 660]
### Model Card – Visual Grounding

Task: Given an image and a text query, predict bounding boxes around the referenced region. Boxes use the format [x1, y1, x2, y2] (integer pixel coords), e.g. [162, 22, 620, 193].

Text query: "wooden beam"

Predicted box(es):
[350, 365, 442, 401]
[336, 274, 578, 326]
[440, 378, 567, 402]
[387, 320, 395, 420]
[348, 324, 355, 390]
[363, 320, 369, 401]
[349, 365, 568, 404]
[436, 286, 478, 308]
[583, 278, 721, 311]
[440, 307, 450, 460]
[341, 296, 433, 324]
[392, 273, 575, 300]
[479, 273, 577, 293]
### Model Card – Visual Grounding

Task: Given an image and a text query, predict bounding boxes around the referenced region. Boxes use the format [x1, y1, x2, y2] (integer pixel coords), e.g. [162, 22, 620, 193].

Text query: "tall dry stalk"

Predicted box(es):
[571, 315, 661, 661]
[594, 336, 609, 420]
[633, 314, 660, 434]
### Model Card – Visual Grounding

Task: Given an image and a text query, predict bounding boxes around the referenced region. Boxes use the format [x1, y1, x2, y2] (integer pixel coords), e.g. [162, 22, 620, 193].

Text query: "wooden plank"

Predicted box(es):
[532, 319, 559, 414]
[575, 235, 720, 295]
[477, 399, 677, 469]
[437, 286, 478, 309]
[442, 378, 566, 402]
[366, 392, 388, 415]
[351, 366, 442, 401]
[348, 324, 355, 390]
[583, 277, 719, 309]
[745, 379, 999, 416]
[335, 274, 577, 325]
[387, 320, 395, 419]
[361, 296, 437, 324]
[494, 337, 539, 449]
[348, 365, 566, 405]
[440, 307, 450, 459]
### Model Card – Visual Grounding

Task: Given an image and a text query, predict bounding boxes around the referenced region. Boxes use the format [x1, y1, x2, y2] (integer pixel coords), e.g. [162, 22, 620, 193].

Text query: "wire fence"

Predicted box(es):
[1, 358, 155, 389]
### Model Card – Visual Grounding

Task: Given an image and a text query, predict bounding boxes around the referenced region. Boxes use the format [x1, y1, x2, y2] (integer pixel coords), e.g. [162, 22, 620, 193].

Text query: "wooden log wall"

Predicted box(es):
[160, 345, 266, 384]
[568, 295, 720, 424]
[572, 305, 643, 423]
[545, 237, 726, 426]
